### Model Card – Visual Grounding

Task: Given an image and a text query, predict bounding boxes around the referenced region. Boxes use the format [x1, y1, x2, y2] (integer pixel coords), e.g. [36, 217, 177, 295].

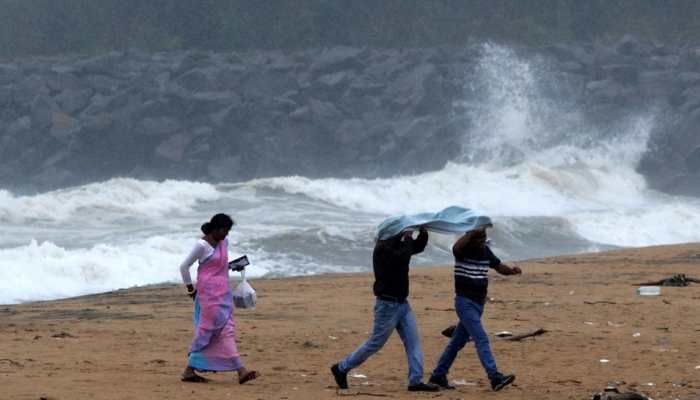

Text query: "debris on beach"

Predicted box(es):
[591, 386, 649, 400]
[336, 389, 390, 397]
[637, 274, 700, 287]
[302, 340, 321, 348]
[441, 326, 545, 340]
[51, 331, 77, 338]
[503, 328, 547, 341]
[0, 358, 23, 368]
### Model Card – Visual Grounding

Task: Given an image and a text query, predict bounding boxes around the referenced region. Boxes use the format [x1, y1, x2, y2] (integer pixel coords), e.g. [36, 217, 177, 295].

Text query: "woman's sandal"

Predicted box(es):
[238, 370, 259, 384]
[181, 373, 209, 383]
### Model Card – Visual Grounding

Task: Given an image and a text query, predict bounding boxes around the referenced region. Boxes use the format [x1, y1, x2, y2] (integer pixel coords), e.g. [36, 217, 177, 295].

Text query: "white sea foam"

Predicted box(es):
[0, 236, 274, 304]
[0, 178, 221, 223]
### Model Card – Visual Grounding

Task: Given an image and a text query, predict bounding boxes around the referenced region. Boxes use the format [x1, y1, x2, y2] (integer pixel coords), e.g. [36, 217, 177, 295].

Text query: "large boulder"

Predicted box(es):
[54, 88, 93, 114]
[30, 94, 56, 130]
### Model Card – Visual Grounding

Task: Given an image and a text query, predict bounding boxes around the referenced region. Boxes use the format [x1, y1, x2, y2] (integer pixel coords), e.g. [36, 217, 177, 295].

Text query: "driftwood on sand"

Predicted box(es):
[503, 328, 547, 341]
[637, 274, 700, 287]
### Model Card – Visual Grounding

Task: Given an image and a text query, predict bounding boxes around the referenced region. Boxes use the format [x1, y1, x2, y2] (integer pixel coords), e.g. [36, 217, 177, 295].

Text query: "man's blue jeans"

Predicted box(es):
[338, 298, 424, 386]
[431, 296, 498, 380]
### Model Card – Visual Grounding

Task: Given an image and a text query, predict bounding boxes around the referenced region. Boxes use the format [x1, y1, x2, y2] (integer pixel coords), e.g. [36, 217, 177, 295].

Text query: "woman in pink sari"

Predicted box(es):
[178, 213, 259, 384]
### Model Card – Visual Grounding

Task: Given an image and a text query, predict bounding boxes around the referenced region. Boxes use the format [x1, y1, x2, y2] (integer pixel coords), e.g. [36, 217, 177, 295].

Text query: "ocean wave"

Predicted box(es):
[0, 178, 221, 223]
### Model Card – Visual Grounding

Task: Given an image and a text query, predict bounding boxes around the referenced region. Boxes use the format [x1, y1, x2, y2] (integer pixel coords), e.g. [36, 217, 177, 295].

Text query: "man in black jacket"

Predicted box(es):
[331, 227, 439, 392]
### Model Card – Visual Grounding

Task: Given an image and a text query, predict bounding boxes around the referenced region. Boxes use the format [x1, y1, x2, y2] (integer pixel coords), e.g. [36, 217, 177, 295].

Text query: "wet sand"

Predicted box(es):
[2, 244, 700, 399]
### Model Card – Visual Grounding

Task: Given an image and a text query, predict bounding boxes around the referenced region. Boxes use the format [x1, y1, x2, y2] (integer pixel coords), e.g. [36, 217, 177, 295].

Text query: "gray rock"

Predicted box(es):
[155, 133, 192, 162]
[207, 155, 242, 180]
[0, 85, 12, 106]
[308, 98, 343, 130]
[173, 51, 215, 77]
[138, 116, 181, 136]
[13, 75, 51, 105]
[546, 43, 594, 66]
[31, 166, 75, 190]
[180, 91, 241, 117]
[385, 63, 436, 113]
[0, 64, 20, 85]
[49, 112, 79, 140]
[46, 71, 83, 93]
[335, 119, 366, 144]
[54, 88, 93, 114]
[0, 108, 19, 125]
[309, 46, 365, 75]
[659, 174, 700, 197]
[317, 71, 352, 88]
[85, 74, 121, 94]
[6, 116, 31, 136]
[638, 70, 678, 99]
[616, 34, 647, 56]
[602, 64, 639, 86]
[240, 70, 298, 98]
[30, 94, 56, 130]
[81, 93, 114, 116]
[81, 113, 114, 132]
[289, 105, 311, 121]
[75, 51, 130, 78]
[647, 55, 681, 69]
[679, 72, 700, 85]
[173, 67, 220, 93]
[214, 66, 247, 90]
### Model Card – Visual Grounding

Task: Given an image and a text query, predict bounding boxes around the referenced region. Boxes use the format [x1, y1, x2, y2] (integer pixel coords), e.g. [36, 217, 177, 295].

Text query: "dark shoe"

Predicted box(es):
[490, 372, 515, 391]
[330, 363, 348, 389]
[407, 382, 441, 392]
[441, 325, 457, 338]
[238, 370, 259, 384]
[429, 374, 455, 390]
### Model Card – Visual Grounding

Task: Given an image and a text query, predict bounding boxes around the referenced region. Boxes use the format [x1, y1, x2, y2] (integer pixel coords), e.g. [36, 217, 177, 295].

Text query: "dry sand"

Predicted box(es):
[2, 244, 700, 400]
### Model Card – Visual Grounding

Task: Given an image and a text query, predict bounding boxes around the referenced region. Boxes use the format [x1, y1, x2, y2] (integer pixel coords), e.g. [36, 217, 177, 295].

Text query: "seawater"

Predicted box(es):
[2, 44, 700, 304]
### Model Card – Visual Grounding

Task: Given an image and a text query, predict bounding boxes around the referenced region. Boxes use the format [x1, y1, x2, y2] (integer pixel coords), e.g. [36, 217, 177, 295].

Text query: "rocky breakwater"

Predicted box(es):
[0, 47, 468, 192]
[0, 37, 699, 195]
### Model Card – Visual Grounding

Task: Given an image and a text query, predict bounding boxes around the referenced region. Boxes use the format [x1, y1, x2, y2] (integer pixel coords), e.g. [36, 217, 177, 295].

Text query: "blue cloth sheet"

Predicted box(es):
[375, 206, 492, 241]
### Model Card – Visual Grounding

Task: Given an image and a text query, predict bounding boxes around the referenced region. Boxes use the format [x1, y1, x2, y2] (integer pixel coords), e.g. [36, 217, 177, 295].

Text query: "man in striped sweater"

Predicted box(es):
[428, 226, 521, 392]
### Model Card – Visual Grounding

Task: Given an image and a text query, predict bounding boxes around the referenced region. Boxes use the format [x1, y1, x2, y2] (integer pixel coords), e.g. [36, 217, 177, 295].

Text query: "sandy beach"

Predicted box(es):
[2, 244, 700, 400]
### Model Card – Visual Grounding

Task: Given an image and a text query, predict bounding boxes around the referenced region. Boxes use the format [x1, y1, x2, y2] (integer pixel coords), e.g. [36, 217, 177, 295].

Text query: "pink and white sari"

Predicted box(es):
[188, 239, 242, 371]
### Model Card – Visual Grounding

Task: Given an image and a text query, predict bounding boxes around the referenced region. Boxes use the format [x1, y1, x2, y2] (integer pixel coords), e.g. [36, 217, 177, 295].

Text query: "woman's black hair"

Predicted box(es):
[201, 213, 234, 235]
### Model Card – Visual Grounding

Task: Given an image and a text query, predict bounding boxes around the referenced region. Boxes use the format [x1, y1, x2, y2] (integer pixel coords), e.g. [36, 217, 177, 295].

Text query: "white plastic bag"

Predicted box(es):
[232, 270, 257, 309]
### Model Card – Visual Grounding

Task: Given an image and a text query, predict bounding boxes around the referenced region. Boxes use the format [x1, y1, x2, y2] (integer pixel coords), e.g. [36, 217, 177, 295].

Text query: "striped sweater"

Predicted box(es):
[453, 245, 501, 304]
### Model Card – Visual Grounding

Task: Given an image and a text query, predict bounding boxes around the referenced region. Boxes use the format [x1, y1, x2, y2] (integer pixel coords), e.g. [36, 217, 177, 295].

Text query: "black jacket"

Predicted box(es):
[372, 229, 428, 300]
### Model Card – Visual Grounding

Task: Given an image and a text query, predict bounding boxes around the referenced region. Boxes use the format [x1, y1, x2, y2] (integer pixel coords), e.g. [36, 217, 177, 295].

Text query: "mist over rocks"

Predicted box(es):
[0, 38, 699, 195]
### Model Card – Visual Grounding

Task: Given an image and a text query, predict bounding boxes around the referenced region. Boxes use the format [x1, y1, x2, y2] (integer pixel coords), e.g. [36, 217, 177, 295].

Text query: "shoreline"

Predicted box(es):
[2, 243, 700, 399]
[0, 242, 656, 307]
